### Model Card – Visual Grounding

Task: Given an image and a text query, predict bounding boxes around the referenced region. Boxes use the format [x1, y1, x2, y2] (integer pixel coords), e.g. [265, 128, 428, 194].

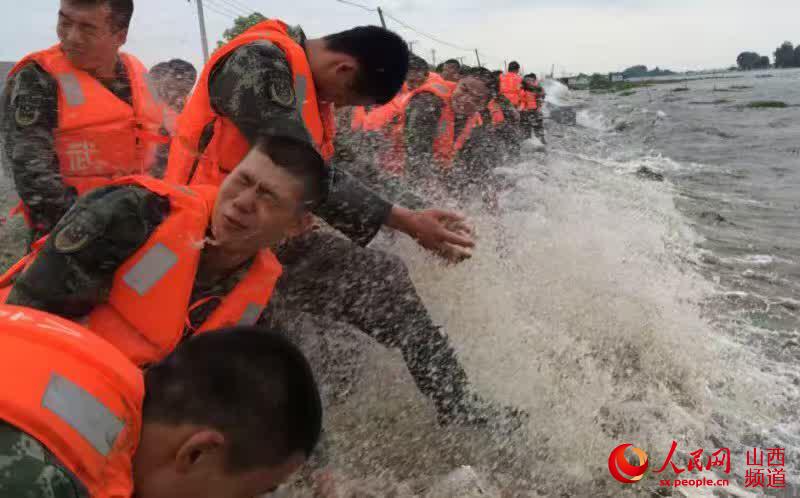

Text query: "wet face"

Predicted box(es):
[442, 63, 461, 82]
[406, 68, 428, 91]
[133, 424, 305, 498]
[211, 147, 308, 255]
[57, 0, 126, 72]
[316, 59, 373, 107]
[451, 77, 489, 117]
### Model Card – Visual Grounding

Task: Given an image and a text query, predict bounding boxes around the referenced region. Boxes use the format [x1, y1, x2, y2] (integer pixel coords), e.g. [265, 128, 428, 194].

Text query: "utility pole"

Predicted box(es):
[193, 0, 209, 62]
[407, 40, 417, 53]
[474, 49, 482, 67]
[431, 49, 437, 66]
[377, 7, 387, 28]
[457, 56, 464, 65]
[504, 60, 508, 72]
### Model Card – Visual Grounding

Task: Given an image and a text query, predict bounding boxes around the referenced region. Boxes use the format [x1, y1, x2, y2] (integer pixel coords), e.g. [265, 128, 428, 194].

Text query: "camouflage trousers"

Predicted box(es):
[0, 421, 88, 498]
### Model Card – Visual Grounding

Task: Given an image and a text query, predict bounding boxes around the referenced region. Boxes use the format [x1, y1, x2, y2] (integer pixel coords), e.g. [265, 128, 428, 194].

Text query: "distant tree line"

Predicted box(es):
[737, 41, 800, 70]
[621, 65, 676, 78]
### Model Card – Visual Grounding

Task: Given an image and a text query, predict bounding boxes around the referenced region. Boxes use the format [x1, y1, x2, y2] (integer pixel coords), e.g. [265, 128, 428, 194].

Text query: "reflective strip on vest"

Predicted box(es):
[294, 75, 307, 115]
[123, 243, 178, 296]
[58, 73, 85, 106]
[238, 303, 263, 326]
[42, 373, 125, 457]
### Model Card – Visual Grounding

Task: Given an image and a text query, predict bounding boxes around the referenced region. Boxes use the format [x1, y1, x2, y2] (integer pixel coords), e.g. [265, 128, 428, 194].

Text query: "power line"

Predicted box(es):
[203, 0, 239, 19]
[202, 0, 238, 20]
[212, 0, 251, 16]
[219, 0, 259, 14]
[382, 10, 472, 52]
[335, 0, 376, 13]
[205, 0, 243, 17]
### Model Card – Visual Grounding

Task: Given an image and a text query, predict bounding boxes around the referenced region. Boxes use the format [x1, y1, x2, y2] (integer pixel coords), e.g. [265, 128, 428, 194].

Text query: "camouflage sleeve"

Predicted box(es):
[7, 185, 167, 318]
[0, 421, 88, 498]
[404, 92, 443, 176]
[0, 63, 77, 233]
[208, 42, 393, 245]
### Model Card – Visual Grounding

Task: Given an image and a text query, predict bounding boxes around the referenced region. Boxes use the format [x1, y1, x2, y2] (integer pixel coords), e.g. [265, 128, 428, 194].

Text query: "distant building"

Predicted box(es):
[0, 61, 16, 95]
[609, 72, 625, 82]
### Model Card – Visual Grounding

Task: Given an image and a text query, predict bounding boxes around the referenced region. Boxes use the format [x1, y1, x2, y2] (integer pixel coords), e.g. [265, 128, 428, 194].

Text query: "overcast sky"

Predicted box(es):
[2, 0, 799, 76]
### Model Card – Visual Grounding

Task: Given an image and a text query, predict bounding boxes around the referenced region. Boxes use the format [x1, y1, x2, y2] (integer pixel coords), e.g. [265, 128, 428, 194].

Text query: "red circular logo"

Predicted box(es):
[608, 443, 649, 483]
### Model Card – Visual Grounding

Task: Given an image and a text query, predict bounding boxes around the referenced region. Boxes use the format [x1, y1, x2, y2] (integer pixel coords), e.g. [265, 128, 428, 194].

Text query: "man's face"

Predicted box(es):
[451, 77, 489, 117]
[211, 148, 308, 254]
[57, 0, 126, 71]
[406, 69, 428, 91]
[134, 424, 305, 498]
[442, 63, 461, 82]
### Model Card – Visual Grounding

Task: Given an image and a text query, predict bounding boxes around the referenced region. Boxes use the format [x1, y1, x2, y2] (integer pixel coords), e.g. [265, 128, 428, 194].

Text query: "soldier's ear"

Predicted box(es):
[114, 27, 128, 47]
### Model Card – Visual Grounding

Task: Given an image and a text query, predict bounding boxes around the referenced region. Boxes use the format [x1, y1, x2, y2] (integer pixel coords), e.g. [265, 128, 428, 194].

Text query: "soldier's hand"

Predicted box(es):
[388, 206, 475, 263]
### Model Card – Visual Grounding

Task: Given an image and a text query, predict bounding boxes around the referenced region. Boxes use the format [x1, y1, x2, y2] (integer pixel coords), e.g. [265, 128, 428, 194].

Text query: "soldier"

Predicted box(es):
[149, 59, 197, 113]
[0, 0, 166, 241]
[2, 131, 324, 367]
[0, 306, 323, 498]
[164, 19, 522, 426]
[520, 72, 546, 144]
[441, 59, 462, 83]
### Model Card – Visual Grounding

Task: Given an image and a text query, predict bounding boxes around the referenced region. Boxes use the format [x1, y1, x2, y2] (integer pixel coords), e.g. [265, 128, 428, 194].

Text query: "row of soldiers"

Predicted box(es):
[0, 0, 533, 496]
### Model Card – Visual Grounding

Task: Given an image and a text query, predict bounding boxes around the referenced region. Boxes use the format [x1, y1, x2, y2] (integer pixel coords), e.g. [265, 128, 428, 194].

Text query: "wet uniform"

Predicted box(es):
[0, 60, 168, 238]
[0, 421, 88, 498]
[6, 185, 245, 333]
[192, 24, 480, 421]
[403, 92, 511, 204]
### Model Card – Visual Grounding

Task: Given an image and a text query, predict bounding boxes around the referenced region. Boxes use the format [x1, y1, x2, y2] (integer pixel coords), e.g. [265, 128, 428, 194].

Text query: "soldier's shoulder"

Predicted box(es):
[7, 61, 55, 93]
[229, 38, 291, 70]
[0, 422, 88, 498]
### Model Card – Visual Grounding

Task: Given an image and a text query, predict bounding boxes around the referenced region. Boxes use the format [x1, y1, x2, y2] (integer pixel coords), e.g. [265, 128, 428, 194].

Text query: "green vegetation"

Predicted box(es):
[622, 65, 676, 78]
[730, 85, 753, 90]
[736, 52, 771, 70]
[690, 99, 732, 105]
[774, 41, 800, 68]
[619, 90, 636, 97]
[671, 87, 690, 92]
[747, 101, 787, 109]
[217, 12, 265, 49]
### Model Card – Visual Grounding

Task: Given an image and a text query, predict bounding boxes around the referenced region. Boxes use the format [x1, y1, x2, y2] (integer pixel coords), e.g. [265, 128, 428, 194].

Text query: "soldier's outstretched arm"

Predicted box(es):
[1, 63, 76, 233]
[7, 186, 165, 318]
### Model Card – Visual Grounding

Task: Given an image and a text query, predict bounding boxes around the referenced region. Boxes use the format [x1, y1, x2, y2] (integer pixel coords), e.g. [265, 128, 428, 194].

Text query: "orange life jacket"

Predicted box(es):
[487, 100, 505, 125]
[166, 19, 336, 186]
[0, 305, 143, 498]
[428, 72, 457, 91]
[432, 104, 483, 170]
[350, 106, 368, 132]
[9, 45, 165, 196]
[379, 76, 453, 174]
[0, 176, 283, 366]
[519, 88, 540, 111]
[499, 72, 523, 107]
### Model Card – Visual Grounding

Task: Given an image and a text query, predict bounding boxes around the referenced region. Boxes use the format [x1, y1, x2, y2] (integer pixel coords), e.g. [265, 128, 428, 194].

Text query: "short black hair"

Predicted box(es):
[324, 26, 409, 105]
[508, 61, 521, 72]
[143, 327, 323, 471]
[151, 59, 197, 80]
[68, 0, 134, 32]
[254, 133, 329, 211]
[525, 73, 538, 80]
[459, 64, 473, 76]
[408, 54, 429, 73]
[444, 59, 461, 68]
[462, 66, 496, 97]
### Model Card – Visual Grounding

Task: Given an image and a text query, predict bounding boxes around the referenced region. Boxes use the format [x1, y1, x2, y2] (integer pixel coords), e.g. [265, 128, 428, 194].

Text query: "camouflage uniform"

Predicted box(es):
[6, 185, 243, 333]
[0, 57, 168, 238]
[196, 26, 489, 422]
[0, 421, 88, 498]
